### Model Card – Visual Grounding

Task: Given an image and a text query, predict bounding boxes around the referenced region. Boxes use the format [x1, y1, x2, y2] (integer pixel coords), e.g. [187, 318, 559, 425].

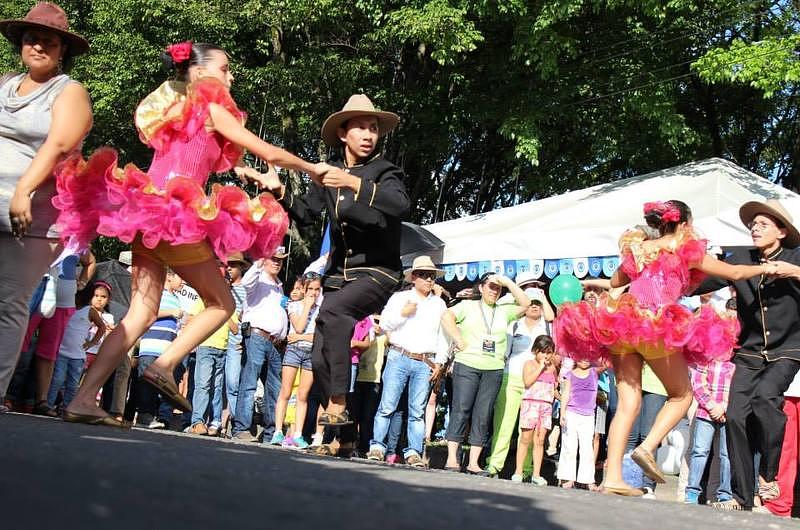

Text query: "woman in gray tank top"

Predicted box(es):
[0, 3, 92, 411]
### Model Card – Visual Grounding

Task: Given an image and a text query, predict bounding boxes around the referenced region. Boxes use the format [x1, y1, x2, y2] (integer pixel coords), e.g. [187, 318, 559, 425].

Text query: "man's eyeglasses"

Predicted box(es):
[748, 220, 778, 232]
[413, 271, 437, 280]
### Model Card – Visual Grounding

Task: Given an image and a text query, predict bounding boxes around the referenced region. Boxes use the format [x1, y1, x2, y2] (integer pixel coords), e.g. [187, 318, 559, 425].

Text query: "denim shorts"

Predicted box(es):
[283, 344, 312, 371]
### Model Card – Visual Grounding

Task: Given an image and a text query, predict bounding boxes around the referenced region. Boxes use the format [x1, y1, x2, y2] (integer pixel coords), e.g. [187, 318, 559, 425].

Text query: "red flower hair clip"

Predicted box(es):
[643, 201, 681, 223]
[167, 41, 192, 64]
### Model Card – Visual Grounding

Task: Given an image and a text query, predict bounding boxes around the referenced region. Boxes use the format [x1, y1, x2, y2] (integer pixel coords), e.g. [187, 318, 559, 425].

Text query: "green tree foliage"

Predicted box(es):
[0, 0, 796, 262]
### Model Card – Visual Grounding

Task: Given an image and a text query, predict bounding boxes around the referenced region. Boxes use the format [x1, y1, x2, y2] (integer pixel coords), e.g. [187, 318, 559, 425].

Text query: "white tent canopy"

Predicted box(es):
[425, 158, 800, 265]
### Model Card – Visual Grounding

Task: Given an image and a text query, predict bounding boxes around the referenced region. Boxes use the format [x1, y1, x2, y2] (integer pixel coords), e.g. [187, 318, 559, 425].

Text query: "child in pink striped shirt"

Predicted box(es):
[685, 359, 736, 505]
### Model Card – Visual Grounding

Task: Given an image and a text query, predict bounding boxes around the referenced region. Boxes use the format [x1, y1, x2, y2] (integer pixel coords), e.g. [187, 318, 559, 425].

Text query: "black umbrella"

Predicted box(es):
[93, 260, 132, 320]
[400, 222, 445, 268]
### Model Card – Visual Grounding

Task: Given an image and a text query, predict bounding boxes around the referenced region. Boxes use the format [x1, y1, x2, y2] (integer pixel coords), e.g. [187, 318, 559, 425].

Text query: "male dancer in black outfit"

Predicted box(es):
[269, 95, 409, 430]
[698, 199, 800, 510]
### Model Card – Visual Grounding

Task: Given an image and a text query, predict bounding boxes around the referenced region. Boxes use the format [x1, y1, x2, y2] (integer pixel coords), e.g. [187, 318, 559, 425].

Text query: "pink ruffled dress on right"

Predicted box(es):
[555, 229, 739, 365]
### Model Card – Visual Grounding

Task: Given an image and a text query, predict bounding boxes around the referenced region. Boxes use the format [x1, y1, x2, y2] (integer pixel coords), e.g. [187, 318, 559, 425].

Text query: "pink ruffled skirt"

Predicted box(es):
[554, 295, 739, 364]
[52, 147, 289, 261]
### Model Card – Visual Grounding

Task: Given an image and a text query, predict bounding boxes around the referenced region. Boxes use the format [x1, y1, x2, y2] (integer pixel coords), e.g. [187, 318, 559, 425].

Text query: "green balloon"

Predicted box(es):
[548, 274, 583, 305]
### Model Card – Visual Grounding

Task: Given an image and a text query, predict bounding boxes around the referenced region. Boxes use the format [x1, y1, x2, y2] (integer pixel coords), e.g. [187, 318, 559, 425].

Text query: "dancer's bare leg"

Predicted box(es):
[602, 353, 643, 489]
[639, 354, 692, 455]
[147, 258, 234, 376]
[66, 253, 165, 417]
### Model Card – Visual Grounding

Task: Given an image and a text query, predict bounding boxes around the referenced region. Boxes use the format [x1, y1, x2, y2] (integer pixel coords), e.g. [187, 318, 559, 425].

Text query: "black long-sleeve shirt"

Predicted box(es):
[697, 246, 800, 365]
[282, 155, 410, 291]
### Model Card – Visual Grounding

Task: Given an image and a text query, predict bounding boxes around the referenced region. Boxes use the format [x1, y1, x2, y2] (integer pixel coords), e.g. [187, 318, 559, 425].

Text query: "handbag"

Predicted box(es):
[38, 269, 57, 318]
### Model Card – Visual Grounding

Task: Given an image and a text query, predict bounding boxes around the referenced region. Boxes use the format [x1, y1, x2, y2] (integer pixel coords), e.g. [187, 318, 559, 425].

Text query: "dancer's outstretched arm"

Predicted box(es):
[208, 102, 330, 182]
[698, 255, 768, 281]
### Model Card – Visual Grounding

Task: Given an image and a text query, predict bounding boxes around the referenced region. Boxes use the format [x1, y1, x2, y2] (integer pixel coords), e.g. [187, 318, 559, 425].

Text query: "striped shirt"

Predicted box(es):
[689, 360, 735, 422]
[139, 290, 181, 357]
[228, 283, 247, 346]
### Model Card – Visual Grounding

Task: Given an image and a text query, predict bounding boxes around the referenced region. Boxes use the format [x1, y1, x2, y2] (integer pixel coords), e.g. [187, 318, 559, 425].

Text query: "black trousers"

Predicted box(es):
[311, 276, 392, 401]
[445, 362, 503, 447]
[353, 381, 381, 454]
[727, 355, 800, 507]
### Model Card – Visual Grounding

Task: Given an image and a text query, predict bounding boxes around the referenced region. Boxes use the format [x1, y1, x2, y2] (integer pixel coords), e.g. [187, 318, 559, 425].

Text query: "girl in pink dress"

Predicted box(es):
[555, 200, 772, 496]
[56, 41, 330, 426]
[515, 335, 558, 485]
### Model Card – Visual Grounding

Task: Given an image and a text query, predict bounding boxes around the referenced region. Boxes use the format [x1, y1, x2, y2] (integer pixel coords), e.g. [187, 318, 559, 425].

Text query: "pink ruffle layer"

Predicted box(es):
[53, 148, 288, 261]
[554, 296, 739, 365]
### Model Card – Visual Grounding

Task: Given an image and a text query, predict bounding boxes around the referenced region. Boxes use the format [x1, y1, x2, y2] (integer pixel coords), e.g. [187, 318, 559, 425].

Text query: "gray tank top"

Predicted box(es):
[0, 73, 78, 238]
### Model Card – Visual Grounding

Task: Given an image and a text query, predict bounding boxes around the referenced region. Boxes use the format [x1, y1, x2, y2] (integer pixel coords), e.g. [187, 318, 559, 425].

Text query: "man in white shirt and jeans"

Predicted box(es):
[232, 246, 289, 442]
[367, 256, 449, 467]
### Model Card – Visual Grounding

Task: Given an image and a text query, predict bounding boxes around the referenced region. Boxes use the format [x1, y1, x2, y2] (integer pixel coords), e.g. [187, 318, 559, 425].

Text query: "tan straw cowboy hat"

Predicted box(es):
[403, 255, 443, 282]
[320, 94, 399, 147]
[0, 2, 89, 55]
[739, 199, 800, 248]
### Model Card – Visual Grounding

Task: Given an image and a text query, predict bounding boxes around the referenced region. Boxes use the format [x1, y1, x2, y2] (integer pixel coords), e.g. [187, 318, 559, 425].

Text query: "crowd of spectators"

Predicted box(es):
[4, 248, 799, 519]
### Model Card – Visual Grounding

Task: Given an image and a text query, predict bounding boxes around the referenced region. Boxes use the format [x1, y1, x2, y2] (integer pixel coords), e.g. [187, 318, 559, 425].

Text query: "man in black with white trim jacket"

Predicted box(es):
[267, 94, 410, 430]
[697, 199, 800, 510]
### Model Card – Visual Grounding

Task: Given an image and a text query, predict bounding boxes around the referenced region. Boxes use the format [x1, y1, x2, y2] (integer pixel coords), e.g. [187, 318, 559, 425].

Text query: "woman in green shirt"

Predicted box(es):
[441, 272, 530, 474]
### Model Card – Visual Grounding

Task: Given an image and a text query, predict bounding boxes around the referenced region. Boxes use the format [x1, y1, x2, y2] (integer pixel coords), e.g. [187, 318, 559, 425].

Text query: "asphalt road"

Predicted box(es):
[1, 413, 794, 530]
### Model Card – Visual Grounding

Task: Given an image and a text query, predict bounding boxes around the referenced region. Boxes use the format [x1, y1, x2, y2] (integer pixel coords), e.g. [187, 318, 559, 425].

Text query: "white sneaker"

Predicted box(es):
[511, 474, 523, 483]
[148, 418, 166, 430]
[310, 433, 323, 447]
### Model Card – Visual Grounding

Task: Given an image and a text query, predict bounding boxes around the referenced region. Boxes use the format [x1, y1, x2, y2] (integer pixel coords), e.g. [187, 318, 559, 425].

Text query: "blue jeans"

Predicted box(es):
[233, 333, 281, 437]
[386, 402, 406, 456]
[685, 418, 732, 502]
[370, 348, 431, 457]
[191, 346, 226, 428]
[47, 355, 84, 408]
[225, 342, 242, 416]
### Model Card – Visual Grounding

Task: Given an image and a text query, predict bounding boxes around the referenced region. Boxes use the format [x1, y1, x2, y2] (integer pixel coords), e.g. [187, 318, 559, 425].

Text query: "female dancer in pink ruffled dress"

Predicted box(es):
[55, 42, 330, 426]
[555, 200, 772, 495]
